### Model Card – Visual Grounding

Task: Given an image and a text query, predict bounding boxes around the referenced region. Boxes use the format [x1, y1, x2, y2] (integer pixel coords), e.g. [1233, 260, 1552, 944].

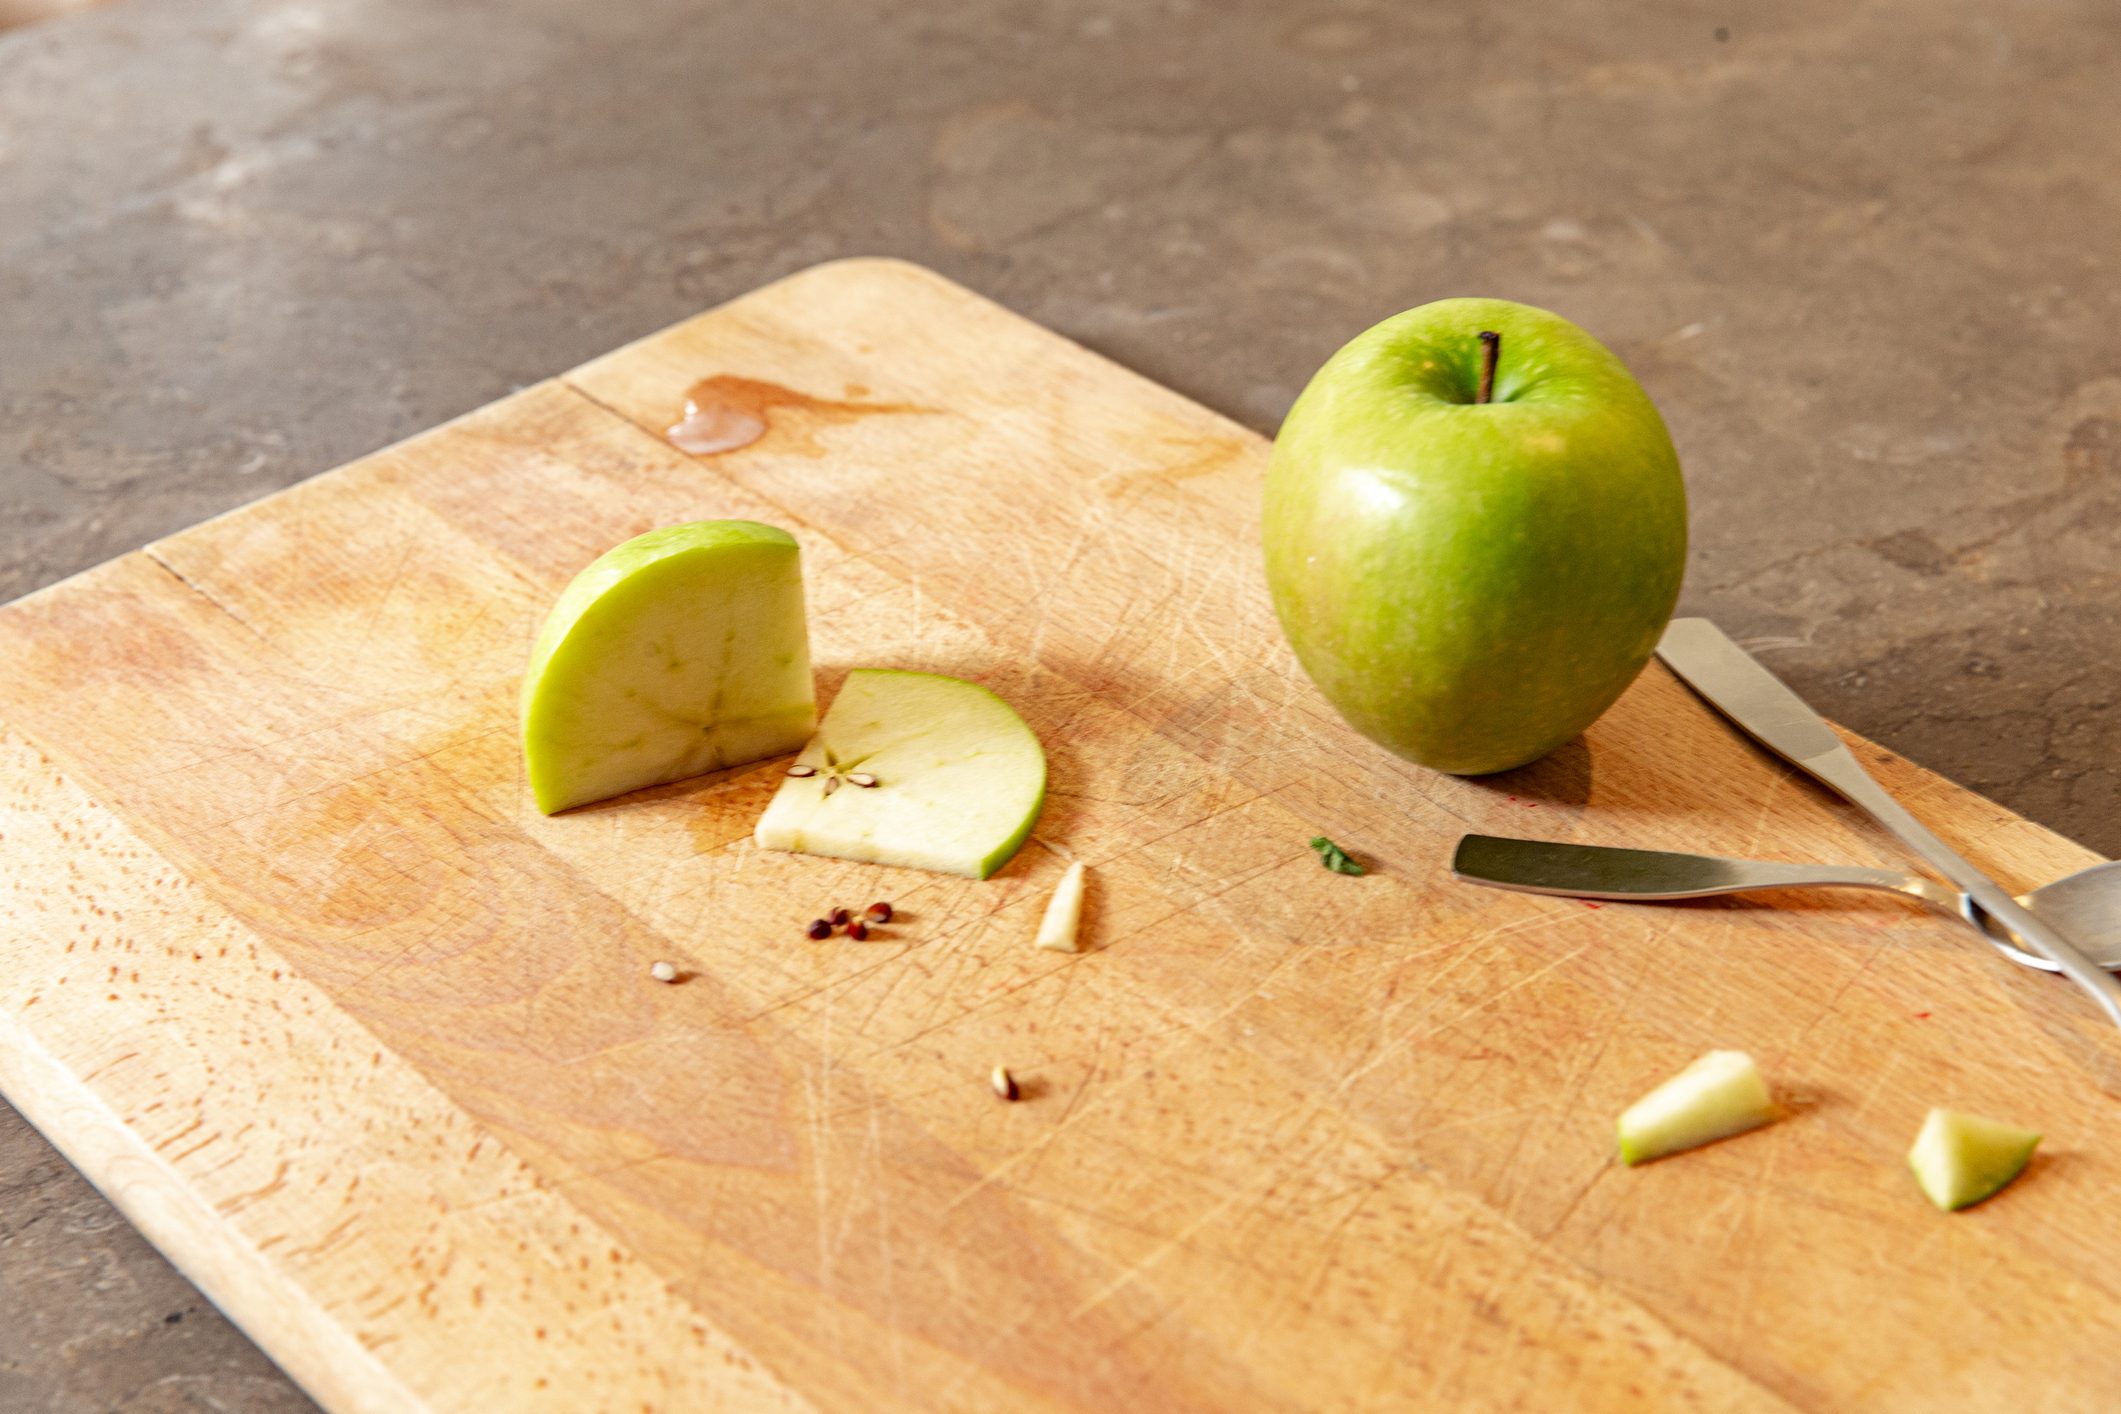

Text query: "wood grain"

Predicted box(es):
[2, 258, 2118, 1411]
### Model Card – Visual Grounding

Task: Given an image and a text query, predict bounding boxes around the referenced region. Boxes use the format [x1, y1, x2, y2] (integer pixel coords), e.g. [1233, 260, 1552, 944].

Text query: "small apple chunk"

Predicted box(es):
[754, 670, 1045, 878]
[1617, 1050, 1775, 1165]
[1908, 1108, 2039, 1212]
[521, 520, 816, 815]
[1034, 862, 1086, 952]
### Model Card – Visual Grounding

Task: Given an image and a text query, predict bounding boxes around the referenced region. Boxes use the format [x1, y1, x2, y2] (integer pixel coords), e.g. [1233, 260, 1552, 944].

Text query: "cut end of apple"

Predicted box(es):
[1908, 1108, 2039, 1212]
[754, 669, 1046, 878]
[521, 520, 816, 815]
[1617, 1050, 1775, 1166]
[1035, 861, 1086, 952]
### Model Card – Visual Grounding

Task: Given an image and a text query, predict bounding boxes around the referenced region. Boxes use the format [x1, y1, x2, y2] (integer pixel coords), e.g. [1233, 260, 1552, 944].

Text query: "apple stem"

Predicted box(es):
[1476, 331, 1500, 404]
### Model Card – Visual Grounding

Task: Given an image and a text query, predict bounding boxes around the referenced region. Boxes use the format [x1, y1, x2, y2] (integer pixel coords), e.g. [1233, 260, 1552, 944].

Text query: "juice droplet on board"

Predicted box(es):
[664, 375, 934, 458]
[666, 397, 768, 455]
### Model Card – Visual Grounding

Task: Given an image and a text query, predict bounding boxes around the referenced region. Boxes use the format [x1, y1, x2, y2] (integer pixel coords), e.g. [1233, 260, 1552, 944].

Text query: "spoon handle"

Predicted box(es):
[1453, 833, 2062, 972]
[1657, 618, 2121, 1030]
[1451, 834, 1938, 902]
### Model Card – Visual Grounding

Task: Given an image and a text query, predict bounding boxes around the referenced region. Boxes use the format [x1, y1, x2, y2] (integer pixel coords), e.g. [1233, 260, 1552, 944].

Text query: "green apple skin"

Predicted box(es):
[1263, 298, 1687, 775]
[522, 520, 815, 815]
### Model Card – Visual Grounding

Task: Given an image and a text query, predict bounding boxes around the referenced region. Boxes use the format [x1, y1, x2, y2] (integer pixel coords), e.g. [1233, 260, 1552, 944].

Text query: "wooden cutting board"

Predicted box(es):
[3, 259, 2118, 1413]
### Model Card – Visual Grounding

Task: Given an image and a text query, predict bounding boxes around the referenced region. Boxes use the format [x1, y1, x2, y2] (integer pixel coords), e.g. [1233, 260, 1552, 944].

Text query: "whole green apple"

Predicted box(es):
[1263, 297, 1686, 774]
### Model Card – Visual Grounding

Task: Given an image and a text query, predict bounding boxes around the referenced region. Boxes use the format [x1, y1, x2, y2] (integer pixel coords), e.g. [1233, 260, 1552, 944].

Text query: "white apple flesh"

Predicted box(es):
[1617, 1050, 1775, 1165]
[521, 520, 815, 815]
[754, 670, 1046, 878]
[1035, 862, 1086, 951]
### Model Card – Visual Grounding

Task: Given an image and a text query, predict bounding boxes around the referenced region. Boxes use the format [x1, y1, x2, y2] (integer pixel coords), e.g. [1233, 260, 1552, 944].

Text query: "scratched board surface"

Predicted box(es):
[2, 259, 2118, 1413]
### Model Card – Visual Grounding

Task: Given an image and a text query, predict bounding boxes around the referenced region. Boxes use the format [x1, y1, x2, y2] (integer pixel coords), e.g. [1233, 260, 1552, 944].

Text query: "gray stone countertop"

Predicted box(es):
[5, 0, 2120, 1405]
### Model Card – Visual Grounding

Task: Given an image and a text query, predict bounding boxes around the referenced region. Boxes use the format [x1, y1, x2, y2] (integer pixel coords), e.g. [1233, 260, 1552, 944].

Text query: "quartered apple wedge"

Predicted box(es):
[522, 520, 816, 814]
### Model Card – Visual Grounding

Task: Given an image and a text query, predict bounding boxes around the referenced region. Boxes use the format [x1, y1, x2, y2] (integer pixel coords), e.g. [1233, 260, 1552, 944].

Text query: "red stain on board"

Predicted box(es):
[1914, 1011, 1931, 1020]
[1582, 901, 1603, 910]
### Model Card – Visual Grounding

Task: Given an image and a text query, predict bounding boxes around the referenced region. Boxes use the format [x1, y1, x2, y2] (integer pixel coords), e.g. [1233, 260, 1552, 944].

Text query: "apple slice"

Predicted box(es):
[522, 520, 816, 815]
[1035, 862, 1086, 952]
[1908, 1108, 2040, 1211]
[1617, 1050, 1775, 1165]
[753, 669, 1045, 878]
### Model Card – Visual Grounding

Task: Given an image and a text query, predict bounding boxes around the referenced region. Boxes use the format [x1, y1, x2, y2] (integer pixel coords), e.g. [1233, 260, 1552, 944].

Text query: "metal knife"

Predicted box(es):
[1655, 617, 2121, 1029]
